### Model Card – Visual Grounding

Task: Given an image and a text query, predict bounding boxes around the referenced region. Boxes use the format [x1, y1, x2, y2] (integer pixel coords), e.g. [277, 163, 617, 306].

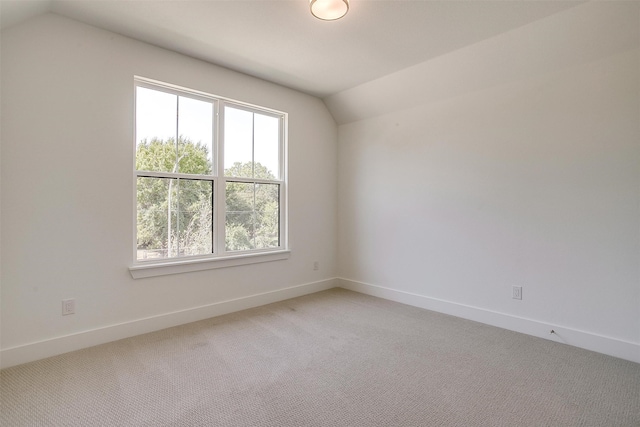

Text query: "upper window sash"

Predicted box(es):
[220, 101, 284, 182]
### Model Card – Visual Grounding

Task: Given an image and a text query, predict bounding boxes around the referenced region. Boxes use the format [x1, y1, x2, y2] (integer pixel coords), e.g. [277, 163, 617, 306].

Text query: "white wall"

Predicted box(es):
[2, 3, 638, 368]
[335, 2, 640, 362]
[0, 14, 338, 367]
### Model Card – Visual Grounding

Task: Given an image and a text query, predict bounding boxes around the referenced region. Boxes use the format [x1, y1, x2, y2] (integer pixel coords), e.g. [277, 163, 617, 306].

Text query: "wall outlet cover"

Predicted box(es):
[512, 286, 522, 300]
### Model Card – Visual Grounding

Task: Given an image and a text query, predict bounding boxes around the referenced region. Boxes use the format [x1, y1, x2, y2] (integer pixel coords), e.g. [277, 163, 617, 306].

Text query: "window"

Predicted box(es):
[133, 78, 287, 275]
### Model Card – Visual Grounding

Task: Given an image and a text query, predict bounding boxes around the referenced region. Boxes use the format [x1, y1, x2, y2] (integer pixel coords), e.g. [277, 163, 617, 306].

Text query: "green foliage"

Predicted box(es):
[136, 138, 279, 259]
[136, 137, 212, 258]
[136, 137, 211, 174]
[224, 179, 279, 251]
[225, 161, 275, 180]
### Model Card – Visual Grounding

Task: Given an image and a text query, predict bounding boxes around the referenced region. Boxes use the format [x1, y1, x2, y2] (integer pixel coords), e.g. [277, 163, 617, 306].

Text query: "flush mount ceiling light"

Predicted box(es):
[310, 0, 349, 21]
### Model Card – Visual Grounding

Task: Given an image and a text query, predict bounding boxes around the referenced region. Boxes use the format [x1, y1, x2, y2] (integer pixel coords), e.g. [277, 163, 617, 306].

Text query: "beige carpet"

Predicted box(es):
[1, 288, 639, 426]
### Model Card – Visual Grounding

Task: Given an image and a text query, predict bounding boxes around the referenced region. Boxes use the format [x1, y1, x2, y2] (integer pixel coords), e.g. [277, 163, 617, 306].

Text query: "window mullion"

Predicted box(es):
[212, 101, 219, 255]
[216, 103, 227, 255]
[174, 97, 180, 258]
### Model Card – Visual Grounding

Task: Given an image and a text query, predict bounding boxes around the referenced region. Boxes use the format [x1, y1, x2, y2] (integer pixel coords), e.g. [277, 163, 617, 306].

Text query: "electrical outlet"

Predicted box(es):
[62, 299, 75, 315]
[313, 261, 319, 271]
[512, 286, 522, 300]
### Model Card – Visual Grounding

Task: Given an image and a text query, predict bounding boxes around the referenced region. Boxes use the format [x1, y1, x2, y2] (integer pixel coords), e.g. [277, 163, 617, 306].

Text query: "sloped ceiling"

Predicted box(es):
[1, 0, 584, 99]
[326, 1, 639, 124]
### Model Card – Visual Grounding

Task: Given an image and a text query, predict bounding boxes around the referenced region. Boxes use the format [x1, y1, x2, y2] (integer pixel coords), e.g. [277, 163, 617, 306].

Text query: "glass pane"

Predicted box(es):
[168, 180, 180, 258]
[224, 107, 253, 177]
[137, 177, 213, 260]
[177, 96, 213, 175]
[137, 177, 172, 260]
[225, 182, 279, 251]
[226, 182, 254, 251]
[176, 179, 213, 256]
[225, 212, 254, 251]
[254, 114, 280, 180]
[136, 87, 178, 173]
[254, 184, 279, 249]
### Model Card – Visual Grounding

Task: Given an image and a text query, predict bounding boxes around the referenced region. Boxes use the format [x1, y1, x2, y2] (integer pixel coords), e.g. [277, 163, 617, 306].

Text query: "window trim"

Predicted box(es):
[130, 77, 288, 278]
[129, 250, 291, 279]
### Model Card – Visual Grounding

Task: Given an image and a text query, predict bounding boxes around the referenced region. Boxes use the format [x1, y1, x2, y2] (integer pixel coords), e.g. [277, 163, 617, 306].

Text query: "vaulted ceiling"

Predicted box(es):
[1, 0, 584, 98]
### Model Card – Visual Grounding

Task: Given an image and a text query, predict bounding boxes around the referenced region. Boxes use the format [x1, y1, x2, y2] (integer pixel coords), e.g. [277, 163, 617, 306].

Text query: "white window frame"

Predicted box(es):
[130, 77, 289, 279]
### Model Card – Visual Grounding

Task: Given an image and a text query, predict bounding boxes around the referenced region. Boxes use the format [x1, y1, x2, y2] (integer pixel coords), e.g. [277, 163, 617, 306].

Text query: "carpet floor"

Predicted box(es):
[1, 288, 639, 426]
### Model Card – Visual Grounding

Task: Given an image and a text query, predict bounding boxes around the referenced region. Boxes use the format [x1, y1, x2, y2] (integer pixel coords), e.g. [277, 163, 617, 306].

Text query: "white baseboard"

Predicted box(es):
[4, 277, 637, 369]
[338, 278, 640, 364]
[0, 278, 337, 369]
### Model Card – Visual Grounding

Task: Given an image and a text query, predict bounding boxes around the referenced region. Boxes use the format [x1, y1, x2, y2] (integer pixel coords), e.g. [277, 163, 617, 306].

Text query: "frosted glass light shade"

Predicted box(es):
[310, 0, 349, 21]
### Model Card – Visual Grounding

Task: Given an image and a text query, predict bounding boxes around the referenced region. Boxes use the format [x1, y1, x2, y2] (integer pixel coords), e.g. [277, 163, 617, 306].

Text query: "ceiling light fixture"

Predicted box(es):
[310, 0, 349, 21]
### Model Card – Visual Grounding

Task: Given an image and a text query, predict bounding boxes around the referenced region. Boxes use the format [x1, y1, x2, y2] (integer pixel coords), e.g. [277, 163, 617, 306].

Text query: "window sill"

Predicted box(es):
[129, 250, 290, 279]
